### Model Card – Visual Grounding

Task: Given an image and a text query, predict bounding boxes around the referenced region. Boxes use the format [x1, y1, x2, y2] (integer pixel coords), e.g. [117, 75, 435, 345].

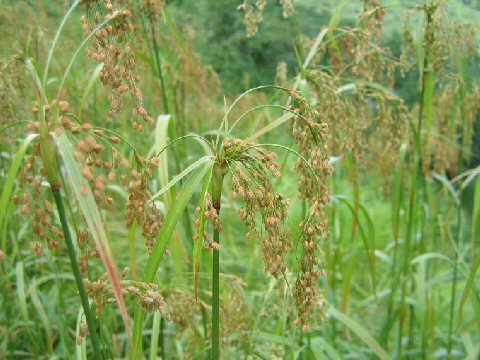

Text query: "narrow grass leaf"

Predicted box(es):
[42, 0, 80, 88]
[311, 337, 343, 360]
[150, 155, 213, 202]
[247, 112, 294, 142]
[131, 160, 213, 358]
[80, 63, 103, 114]
[154, 115, 171, 203]
[193, 166, 213, 299]
[333, 195, 376, 292]
[30, 287, 54, 353]
[328, 306, 391, 360]
[304, 28, 329, 69]
[76, 307, 87, 360]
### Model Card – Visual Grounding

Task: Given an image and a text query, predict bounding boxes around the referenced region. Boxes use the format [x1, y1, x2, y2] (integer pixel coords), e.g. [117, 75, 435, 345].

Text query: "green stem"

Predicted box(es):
[447, 167, 463, 358]
[211, 164, 225, 360]
[398, 4, 436, 356]
[52, 190, 103, 360]
[147, 12, 169, 115]
[212, 228, 220, 360]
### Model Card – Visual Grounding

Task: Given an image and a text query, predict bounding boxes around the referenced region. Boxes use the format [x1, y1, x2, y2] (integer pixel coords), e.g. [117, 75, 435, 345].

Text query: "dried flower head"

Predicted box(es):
[224, 139, 292, 278]
[126, 162, 164, 254]
[237, 0, 267, 37]
[81, 0, 153, 127]
[122, 279, 170, 319]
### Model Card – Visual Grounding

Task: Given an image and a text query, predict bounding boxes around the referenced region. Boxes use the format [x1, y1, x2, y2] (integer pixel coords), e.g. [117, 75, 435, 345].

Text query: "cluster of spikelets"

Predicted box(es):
[82, 268, 170, 320]
[194, 193, 223, 251]
[14, 138, 63, 257]
[400, 0, 476, 77]
[421, 81, 480, 175]
[288, 91, 333, 328]
[353, 0, 397, 85]
[298, 1, 410, 181]
[198, 90, 334, 328]
[81, 0, 153, 129]
[163, 279, 250, 352]
[125, 161, 164, 254]
[238, 0, 295, 37]
[299, 2, 395, 86]
[237, 0, 268, 38]
[138, 0, 166, 19]
[401, 1, 480, 175]
[224, 138, 292, 279]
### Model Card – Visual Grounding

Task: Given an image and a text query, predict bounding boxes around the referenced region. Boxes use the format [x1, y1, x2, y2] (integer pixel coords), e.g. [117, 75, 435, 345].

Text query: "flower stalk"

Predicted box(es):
[210, 163, 225, 360]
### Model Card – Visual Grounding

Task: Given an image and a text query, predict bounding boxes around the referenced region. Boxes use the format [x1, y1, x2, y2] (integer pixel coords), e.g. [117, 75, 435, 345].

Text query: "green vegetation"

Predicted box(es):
[0, 0, 479, 359]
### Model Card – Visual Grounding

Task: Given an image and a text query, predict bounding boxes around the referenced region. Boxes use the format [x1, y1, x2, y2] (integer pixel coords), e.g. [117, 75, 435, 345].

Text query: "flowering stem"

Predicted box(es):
[212, 228, 220, 360]
[211, 164, 225, 360]
[52, 190, 103, 360]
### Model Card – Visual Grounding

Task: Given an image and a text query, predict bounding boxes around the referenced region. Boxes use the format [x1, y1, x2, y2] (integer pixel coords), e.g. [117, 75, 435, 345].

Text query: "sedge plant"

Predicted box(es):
[129, 85, 333, 359]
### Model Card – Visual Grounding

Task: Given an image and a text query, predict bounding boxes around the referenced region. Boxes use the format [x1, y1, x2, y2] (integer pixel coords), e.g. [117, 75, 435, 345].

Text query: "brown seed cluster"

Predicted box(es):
[275, 61, 288, 86]
[238, 0, 294, 37]
[194, 193, 222, 251]
[279, 0, 295, 18]
[73, 128, 122, 207]
[84, 268, 170, 319]
[85, 273, 116, 316]
[169, 278, 249, 350]
[139, 0, 166, 19]
[122, 279, 170, 319]
[77, 229, 100, 278]
[76, 321, 89, 345]
[401, 1, 475, 78]
[81, 0, 153, 128]
[367, 95, 409, 190]
[305, 68, 409, 183]
[225, 139, 292, 279]
[289, 90, 332, 327]
[126, 159, 163, 254]
[16, 143, 64, 256]
[359, 0, 385, 40]
[293, 199, 329, 328]
[290, 90, 332, 202]
[62, 117, 164, 256]
[237, 0, 267, 38]
[400, 1, 480, 175]
[422, 81, 480, 175]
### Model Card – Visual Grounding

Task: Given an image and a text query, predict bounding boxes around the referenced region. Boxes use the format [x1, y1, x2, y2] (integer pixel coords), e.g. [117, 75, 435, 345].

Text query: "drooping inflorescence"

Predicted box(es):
[237, 0, 295, 38]
[289, 90, 332, 327]
[226, 139, 293, 279]
[125, 159, 164, 254]
[15, 139, 63, 257]
[81, 0, 153, 129]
